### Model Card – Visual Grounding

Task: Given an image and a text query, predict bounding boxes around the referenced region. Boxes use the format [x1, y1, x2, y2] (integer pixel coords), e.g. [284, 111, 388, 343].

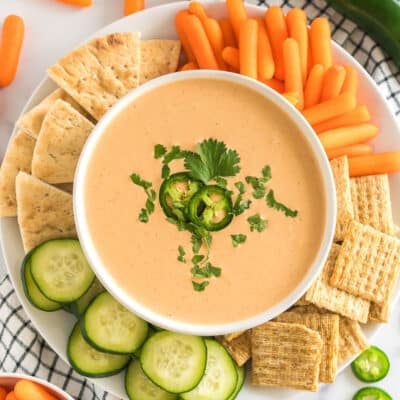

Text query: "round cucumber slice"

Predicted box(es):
[228, 364, 246, 400]
[140, 331, 207, 394]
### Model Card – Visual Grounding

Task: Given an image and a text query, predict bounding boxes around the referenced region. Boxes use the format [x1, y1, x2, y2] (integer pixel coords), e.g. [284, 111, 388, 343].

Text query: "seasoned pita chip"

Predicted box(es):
[32, 99, 94, 184]
[251, 322, 322, 391]
[351, 174, 397, 235]
[48, 33, 141, 120]
[330, 156, 354, 241]
[338, 317, 368, 365]
[216, 331, 251, 366]
[139, 40, 181, 84]
[223, 331, 245, 342]
[275, 311, 339, 383]
[15, 172, 76, 252]
[0, 131, 36, 217]
[16, 88, 89, 139]
[330, 221, 400, 304]
[305, 243, 370, 323]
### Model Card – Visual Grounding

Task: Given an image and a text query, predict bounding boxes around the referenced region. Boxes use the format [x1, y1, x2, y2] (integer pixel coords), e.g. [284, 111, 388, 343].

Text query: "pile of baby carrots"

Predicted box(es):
[175, 1, 400, 177]
[0, 379, 60, 400]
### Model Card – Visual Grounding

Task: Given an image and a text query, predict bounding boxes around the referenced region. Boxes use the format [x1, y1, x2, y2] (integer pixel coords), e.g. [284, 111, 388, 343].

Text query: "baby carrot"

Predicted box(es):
[348, 152, 400, 177]
[283, 38, 303, 109]
[341, 65, 359, 95]
[320, 65, 346, 101]
[265, 6, 288, 81]
[302, 92, 356, 125]
[313, 105, 371, 133]
[179, 61, 198, 71]
[226, 0, 247, 40]
[0, 15, 25, 87]
[307, 28, 313, 74]
[304, 64, 324, 108]
[282, 92, 300, 108]
[222, 46, 239, 72]
[0, 387, 7, 400]
[319, 123, 378, 150]
[326, 144, 372, 160]
[124, 0, 144, 15]
[310, 17, 332, 70]
[182, 14, 219, 69]
[203, 18, 227, 70]
[175, 10, 196, 63]
[57, 0, 92, 6]
[262, 78, 284, 93]
[188, 2, 208, 24]
[5, 393, 16, 400]
[286, 8, 308, 83]
[239, 19, 258, 79]
[256, 17, 274, 81]
[14, 380, 58, 400]
[219, 18, 237, 47]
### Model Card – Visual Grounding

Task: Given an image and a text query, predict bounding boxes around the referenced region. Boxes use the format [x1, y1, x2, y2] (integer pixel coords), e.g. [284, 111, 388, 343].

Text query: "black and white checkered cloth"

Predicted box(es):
[0, 1, 399, 399]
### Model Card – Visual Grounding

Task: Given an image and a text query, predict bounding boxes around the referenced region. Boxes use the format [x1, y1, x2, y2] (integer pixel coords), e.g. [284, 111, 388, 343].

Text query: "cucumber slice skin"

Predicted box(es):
[69, 278, 104, 317]
[227, 364, 246, 400]
[81, 291, 148, 355]
[140, 331, 207, 394]
[67, 322, 130, 378]
[30, 238, 95, 303]
[181, 339, 238, 400]
[125, 359, 178, 400]
[21, 255, 61, 312]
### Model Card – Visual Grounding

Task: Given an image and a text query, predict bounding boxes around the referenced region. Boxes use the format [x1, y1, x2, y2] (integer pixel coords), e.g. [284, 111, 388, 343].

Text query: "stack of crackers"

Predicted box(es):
[0, 33, 180, 252]
[217, 156, 400, 392]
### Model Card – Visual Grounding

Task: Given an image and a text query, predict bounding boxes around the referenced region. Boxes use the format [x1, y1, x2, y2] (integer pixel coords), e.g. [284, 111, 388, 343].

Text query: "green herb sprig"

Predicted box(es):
[266, 190, 298, 218]
[130, 173, 156, 223]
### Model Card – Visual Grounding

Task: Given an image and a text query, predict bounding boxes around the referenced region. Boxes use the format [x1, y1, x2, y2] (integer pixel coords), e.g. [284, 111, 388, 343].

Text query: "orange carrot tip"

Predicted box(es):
[14, 380, 58, 400]
[222, 46, 240, 72]
[239, 19, 258, 79]
[286, 8, 307, 25]
[310, 17, 332, 70]
[188, 2, 208, 24]
[124, 0, 145, 15]
[282, 92, 300, 107]
[57, 0, 93, 6]
[226, 0, 247, 40]
[326, 144, 372, 160]
[348, 152, 400, 177]
[262, 78, 284, 93]
[179, 61, 198, 71]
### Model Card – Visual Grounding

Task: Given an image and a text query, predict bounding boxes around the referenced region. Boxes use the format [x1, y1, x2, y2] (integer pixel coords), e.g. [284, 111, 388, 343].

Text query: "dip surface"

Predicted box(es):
[84, 78, 326, 325]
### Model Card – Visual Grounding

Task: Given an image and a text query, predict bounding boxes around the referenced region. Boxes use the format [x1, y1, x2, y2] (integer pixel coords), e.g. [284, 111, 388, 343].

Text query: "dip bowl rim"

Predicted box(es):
[74, 70, 337, 336]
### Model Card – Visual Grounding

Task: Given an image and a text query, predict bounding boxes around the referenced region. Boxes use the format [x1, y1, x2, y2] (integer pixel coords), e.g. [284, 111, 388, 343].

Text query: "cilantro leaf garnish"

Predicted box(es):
[177, 246, 186, 263]
[266, 190, 298, 218]
[192, 281, 209, 292]
[130, 173, 156, 223]
[234, 181, 246, 194]
[161, 164, 170, 179]
[163, 145, 186, 164]
[154, 144, 167, 159]
[231, 234, 247, 247]
[184, 139, 240, 184]
[130, 173, 152, 189]
[261, 165, 272, 181]
[139, 208, 149, 223]
[192, 254, 205, 264]
[245, 165, 272, 199]
[215, 176, 228, 188]
[247, 213, 268, 232]
[191, 262, 221, 278]
[233, 195, 251, 216]
[145, 198, 155, 213]
[191, 234, 203, 254]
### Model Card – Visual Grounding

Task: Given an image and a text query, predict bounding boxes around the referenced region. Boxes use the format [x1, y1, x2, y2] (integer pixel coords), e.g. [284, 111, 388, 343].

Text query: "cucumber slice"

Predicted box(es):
[81, 291, 148, 354]
[181, 339, 237, 400]
[30, 239, 95, 303]
[125, 359, 177, 400]
[134, 326, 156, 358]
[227, 364, 245, 400]
[140, 331, 207, 393]
[21, 256, 61, 312]
[69, 278, 104, 316]
[67, 322, 129, 377]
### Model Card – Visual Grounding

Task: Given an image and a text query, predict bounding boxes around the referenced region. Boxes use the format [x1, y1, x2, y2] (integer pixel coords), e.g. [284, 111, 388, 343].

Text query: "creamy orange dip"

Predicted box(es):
[84, 78, 326, 325]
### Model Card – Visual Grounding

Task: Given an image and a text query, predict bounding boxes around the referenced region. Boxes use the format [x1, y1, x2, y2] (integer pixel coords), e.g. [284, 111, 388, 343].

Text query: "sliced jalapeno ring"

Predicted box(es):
[159, 172, 204, 221]
[351, 346, 390, 383]
[352, 387, 392, 400]
[188, 185, 233, 231]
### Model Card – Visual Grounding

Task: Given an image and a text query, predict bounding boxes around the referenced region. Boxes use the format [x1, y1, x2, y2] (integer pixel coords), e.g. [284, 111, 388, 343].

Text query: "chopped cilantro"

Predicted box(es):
[191, 262, 221, 278]
[145, 198, 155, 214]
[233, 195, 251, 216]
[177, 246, 186, 263]
[245, 176, 266, 199]
[138, 208, 149, 223]
[247, 213, 267, 232]
[191, 234, 203, 254]
[161, 164, 170, 179]
[163, 145, 186, 164]
[130, 173, 152, 189]
[215, 176, 228, 188]
[234, 181, 246, 194]
[192, 281, 209, 292]
[130, 173, 156, 223]
[154, 144, 167, 159]
[192, 254, 205, 264]
[261, 165, 272, 181]
[266, 190, 298, 217]
[231, 234, 247, 247]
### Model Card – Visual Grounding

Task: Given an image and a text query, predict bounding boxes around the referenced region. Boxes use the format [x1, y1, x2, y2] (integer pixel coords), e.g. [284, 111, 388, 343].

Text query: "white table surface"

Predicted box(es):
[0, 1, 399, 399]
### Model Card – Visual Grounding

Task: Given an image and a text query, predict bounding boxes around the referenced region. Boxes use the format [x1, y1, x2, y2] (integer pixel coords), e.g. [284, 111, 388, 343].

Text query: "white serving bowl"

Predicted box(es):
[74, 70, 336, 336]
[0, 373, 74, 400]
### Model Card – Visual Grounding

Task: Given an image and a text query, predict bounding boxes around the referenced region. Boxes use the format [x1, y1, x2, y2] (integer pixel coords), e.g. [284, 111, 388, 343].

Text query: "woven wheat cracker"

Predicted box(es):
[223, 331, 245, 342]
[338, 317, 369, 364]
[216, 331, 251, 366]
[351, 174, 397, 235]
[32, 99, 94, 184]
[48, 33, 140, 120]
[330, 156, 354, 241]
[16, 172, 76, 252]
[251, 322, 322, 391]
[305, 243, 370, 322]
[330, 221, 400, 304]
[275, 311, 339, 383]
[0, 131, 36, 217]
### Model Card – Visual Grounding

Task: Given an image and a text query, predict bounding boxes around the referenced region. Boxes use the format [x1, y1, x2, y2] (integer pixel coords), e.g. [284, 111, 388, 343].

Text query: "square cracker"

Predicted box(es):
[32, 99, 94, 184]
[216, 331, 251, 366]
[305, 243, 370, 323]
[223, 331, 245, 342]
[351, 174, 397, 235]
[48, 33, 141, 120]
[330, 221, 400, 304]
[338, 317, 368, 365]
[16, 88, 89, 139]
[330, 156, 354, 241]
[16, 172, 76, 252]
[139, 40, 181, 84]
[0, 131, 36, 217]
[274, 311, 339, 383]
[251, 321, 322, 391]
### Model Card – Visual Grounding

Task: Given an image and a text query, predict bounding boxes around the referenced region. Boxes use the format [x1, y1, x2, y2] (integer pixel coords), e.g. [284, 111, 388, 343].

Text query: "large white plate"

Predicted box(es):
[2, 2, 400, 399]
